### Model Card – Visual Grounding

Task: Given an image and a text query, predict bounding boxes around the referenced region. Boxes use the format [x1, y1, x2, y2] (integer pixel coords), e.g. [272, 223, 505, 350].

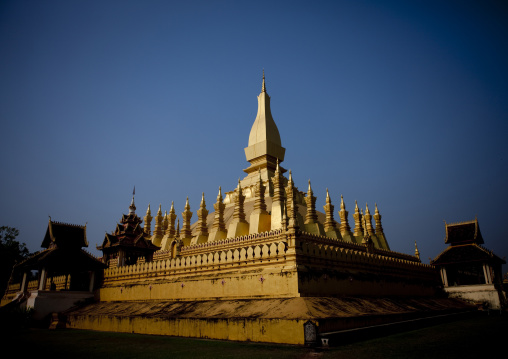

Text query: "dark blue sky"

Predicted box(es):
[1, 0, 507, 271]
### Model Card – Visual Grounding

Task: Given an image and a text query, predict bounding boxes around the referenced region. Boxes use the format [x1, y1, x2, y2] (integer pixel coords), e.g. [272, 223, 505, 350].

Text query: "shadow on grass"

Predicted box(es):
[4, 313, 507, 359]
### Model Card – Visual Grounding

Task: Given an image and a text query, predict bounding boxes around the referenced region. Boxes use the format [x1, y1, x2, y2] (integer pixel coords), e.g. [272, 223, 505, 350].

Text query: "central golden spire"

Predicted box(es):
[243, 71, 286, 177]
[261, 69, 266, 93]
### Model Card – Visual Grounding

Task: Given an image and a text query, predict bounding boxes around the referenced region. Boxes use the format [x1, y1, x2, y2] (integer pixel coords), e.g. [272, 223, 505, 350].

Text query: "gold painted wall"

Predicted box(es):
[66, 315, 306, 345]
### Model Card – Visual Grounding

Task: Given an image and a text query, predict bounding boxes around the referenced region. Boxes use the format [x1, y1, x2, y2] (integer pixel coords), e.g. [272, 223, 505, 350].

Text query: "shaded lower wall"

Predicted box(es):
[63, 296, 474, 345]
[298, 269, 439, 297]
[66, 315, 307, 345]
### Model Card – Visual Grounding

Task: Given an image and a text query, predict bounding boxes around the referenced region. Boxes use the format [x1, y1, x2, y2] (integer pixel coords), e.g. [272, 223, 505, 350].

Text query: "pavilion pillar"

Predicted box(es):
[20, 272, 29, 292]
[38, 267, 47, 290]
[483, 264, 492, 284]
[440, 267, 449, 287]
[118, 249, 125, 267]
[89, 271, 95, 292]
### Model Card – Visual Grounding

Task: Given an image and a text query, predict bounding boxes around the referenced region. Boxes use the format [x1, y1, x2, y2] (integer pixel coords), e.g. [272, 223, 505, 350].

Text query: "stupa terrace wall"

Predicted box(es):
[99, 237, 293, 301]
[98, 229, 438, 301]
[294, 233, 439, 297]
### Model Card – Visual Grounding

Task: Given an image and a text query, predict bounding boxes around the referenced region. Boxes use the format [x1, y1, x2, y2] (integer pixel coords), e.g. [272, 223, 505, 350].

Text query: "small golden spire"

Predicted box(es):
[168, 201, 176, 237]
[153, 203, 163, 239]
[210, 186, 227, 238]
[162, 211, 169, 235]
[213, 187, 226, 227]
[144, 204, 153, 235]
[338, 194, 351, 234]
[353, 202, 363, 236]
[374, 203, 383, 235]
[364, 203, 374, 235]
[323, 188, 337, 235]
[195, 192, 208, 238]
[304, 179, 318, 225]
[281, 201, 287, 229]
[415, 241, 420, 260]
[253, 169, 267, 213]
[217, 186, 223, 201]
[363, 215, 368, 237]
[181, 197, 193, 240]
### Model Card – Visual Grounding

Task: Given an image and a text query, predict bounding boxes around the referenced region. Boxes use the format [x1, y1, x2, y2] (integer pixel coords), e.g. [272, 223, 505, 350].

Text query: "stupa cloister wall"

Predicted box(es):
[98, 228, 437, 302]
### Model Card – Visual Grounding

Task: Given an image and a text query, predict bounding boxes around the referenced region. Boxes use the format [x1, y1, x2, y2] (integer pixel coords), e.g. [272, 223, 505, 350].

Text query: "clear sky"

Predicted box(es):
[1, 0, 507, 272]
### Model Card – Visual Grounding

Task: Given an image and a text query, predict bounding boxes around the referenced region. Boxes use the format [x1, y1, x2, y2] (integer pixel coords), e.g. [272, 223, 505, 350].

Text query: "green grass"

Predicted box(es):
[5, 314, 507, 359]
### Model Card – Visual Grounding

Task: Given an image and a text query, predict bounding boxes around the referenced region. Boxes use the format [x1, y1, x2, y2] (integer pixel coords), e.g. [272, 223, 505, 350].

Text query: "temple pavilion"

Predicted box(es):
[2, 218, 105, 320]
[432, 218, 506, 310]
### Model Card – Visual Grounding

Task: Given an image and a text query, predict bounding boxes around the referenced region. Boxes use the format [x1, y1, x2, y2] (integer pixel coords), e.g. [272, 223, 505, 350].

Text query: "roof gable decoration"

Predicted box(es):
[42, 217, 88, 249]
[444, 217, 483, 245]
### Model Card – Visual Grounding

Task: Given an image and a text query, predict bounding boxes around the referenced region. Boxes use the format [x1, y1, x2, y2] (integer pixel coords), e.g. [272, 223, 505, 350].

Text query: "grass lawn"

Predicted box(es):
[4, 313, 507, 359]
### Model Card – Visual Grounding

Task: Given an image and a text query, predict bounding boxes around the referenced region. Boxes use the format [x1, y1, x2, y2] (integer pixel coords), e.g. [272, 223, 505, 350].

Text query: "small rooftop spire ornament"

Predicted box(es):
[129, 186, 136, 214]
[198, 192, 209, 225]
[209, 186, 227, 242]
[181, 197, 193, 243]
[168, 201, 176, 237]
[339, 195, 351, 234]
[285, 170, 295, 220]
[144, 204, 152, 235]
[162, 211, 169, 235]
[323, 189, 339, 238]
[249, 169, 270, 234]
[191, 192, 209, 245]
[374, 203, 383, 234]
[153, 204, 163, 242]
[353, 200, 363, 236]
[271, 158, 285, 231]
[253, 169, 267, 213]
[302, 179, 324, 235]
[227, 179, 249, 238]
[364, 203, 374, 235]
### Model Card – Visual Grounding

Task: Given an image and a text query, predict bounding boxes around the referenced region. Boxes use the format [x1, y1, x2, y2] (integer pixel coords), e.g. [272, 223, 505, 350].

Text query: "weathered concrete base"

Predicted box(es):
[63, 297, 473, 345]
[4, 290, 95, 321]
[444, 284, 505, 310]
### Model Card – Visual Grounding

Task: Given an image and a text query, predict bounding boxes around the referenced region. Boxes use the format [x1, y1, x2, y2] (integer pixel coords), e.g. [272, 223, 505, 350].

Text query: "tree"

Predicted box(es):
[0, 227, 31, 298]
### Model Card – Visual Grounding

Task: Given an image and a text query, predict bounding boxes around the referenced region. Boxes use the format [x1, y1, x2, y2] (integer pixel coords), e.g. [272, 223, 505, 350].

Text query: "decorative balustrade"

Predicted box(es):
[182, 229, 285, 253]
[3, 275, 70, 297]
[298, 240, 435, 273]
[104, 239, 288, 282]
[298, 230, 423, 265]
